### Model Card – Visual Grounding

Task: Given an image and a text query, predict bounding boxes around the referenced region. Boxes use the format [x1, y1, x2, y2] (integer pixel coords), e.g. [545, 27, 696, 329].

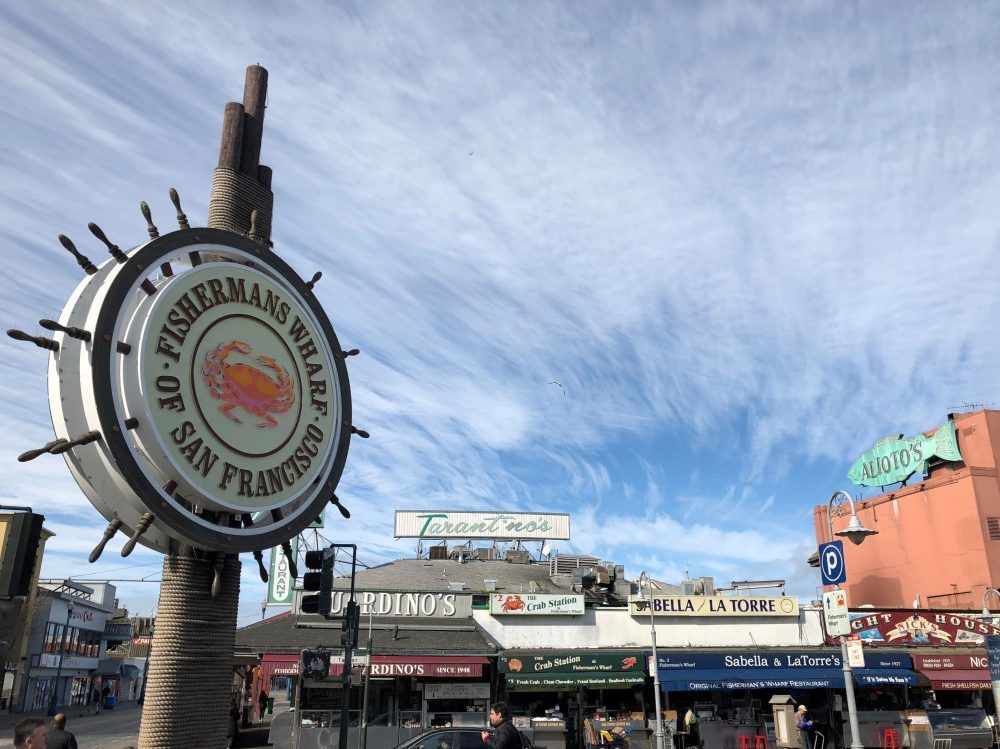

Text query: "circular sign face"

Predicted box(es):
[46, 228, 352, 554]
[138, 264, 339, 511]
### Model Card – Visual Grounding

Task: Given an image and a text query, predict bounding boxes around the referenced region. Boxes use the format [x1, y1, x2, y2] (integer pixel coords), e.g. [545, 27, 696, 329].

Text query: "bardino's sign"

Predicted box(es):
[848, 422, 963, 487]
[394, 510, 570, 540]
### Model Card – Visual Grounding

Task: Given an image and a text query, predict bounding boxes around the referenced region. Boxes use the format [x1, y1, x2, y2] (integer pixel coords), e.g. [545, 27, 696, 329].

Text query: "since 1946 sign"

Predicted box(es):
[491, 593, 584, 616]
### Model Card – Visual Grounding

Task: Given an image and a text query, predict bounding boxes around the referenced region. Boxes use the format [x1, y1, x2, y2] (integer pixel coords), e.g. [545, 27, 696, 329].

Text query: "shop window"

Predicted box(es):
[988, 517, 1000, 541]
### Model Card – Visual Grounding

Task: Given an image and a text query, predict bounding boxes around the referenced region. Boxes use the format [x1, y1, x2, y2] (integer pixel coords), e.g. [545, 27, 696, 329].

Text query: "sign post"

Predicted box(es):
[985, 635, 1000, 733]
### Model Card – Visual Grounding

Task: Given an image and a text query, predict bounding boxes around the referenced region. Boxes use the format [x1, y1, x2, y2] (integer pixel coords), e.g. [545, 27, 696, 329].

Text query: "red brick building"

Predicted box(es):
[814, 410, 1000, 610]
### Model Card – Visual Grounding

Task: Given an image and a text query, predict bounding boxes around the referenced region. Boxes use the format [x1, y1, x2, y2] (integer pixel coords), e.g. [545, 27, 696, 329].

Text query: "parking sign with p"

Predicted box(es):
[819, 540, 847, 585]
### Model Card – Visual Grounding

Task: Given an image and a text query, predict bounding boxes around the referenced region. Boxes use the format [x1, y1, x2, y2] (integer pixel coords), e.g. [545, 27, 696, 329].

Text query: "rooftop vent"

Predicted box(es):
[448, 581, 466, 592]
[506, 550, 532, 565]
[471, 547, 499, 561]
[550, 554, 600, 576]
[428, 545, 448, 560]
[484, 579, 497, 592]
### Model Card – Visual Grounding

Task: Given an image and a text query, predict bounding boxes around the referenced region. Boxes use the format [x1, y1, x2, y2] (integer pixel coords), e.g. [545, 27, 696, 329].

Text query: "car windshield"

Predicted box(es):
[398, 731, 443, 749]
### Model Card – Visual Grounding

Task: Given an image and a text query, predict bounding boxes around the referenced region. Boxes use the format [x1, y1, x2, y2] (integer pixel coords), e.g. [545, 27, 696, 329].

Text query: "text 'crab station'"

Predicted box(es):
[149, 273, 335, 500]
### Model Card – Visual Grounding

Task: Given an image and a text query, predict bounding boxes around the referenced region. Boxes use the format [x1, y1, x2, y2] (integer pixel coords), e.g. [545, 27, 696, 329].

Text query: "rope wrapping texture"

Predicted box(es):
[207, 167, 273, 245]
[136, 556, 241, 749]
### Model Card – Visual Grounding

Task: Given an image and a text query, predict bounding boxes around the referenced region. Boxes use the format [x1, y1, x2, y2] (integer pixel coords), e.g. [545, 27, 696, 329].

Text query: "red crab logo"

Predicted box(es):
[501, 595, 526, 613]
[621, 657, 637, 670]
[202, 340, 295, 428]
[507, 658, 523, 672]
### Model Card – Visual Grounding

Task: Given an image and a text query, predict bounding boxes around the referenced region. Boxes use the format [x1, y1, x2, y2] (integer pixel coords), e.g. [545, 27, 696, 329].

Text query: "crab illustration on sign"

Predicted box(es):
[500, 595, 526, 613]
[202, 340, 295, 428]
[507, 658, 523, 672]
[621, 656, 637, 670]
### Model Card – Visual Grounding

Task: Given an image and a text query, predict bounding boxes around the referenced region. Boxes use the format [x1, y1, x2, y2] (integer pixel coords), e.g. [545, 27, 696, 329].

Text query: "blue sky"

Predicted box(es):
[2, 2, 1000, 625]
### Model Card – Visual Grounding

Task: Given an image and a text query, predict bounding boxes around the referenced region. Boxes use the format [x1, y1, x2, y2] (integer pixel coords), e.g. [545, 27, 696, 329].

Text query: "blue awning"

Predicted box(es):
[854, 669, 920, 686]
[660, 668, 845, 691]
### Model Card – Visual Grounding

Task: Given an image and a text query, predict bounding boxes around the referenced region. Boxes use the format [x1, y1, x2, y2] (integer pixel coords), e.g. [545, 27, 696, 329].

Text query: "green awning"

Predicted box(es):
[505, 672, 645, 689]
[122, 665, 140, 677]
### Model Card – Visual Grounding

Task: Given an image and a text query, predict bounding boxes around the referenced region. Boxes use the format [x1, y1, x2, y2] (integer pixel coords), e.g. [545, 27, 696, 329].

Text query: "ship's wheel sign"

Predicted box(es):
[9, 206, 358, 569]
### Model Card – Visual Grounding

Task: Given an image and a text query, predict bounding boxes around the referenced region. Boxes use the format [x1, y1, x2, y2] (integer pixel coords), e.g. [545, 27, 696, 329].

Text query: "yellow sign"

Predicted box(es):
[630, 595, 799, 617]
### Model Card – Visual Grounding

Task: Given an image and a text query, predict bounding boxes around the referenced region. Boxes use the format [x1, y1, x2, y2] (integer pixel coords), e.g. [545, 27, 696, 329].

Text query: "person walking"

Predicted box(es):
[91, 687, 101, 715]
[47, 714, 78, 749]
[481, 702, 520, 749]
[257, 689, 269, 722]
[13, 717, 47, 749]
[795, 705, 816, 749]
[684, 707, 700, 748]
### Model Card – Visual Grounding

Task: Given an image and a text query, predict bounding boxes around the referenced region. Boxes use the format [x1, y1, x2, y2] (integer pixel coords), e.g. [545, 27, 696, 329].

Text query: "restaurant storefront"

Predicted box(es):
[653, 650, 921, 748]
[499, 651, 647, 749]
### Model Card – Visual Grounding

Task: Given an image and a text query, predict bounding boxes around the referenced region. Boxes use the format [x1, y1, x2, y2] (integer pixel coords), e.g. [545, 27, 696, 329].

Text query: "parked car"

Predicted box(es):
[395, 728, 533, 749]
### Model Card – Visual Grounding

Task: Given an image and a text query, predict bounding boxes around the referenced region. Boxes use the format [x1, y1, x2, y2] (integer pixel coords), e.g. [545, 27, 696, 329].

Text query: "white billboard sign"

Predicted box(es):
[294, 590, 472, 618]
[394, 510, 570, 540]
[490, 593, 584, 616]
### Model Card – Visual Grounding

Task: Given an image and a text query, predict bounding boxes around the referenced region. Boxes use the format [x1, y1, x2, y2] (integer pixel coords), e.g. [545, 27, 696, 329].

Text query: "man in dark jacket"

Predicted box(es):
[48, 713, 79, 749]
[482, 702, 521, 749]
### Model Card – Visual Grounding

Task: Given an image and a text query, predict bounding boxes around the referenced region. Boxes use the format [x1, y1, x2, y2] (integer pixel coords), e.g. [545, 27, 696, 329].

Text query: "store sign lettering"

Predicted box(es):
[630, 595, 798, 618]
[323, 591, 470, 618]
[848, 422, 962, 487]
[843, 610, 1000, 646]
[490, 593, 584, 616]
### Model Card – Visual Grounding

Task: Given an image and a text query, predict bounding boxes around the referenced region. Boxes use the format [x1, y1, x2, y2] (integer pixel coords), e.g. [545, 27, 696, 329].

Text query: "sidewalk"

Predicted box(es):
[0, 700, 139, 733]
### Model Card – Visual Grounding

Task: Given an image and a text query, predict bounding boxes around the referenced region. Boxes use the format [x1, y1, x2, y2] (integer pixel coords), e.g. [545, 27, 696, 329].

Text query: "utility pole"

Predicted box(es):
[359, 606, 374, 749]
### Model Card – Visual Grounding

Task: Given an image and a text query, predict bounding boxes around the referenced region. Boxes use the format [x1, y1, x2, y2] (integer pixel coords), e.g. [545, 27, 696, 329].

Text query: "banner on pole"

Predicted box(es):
[267, 536, 298, 605]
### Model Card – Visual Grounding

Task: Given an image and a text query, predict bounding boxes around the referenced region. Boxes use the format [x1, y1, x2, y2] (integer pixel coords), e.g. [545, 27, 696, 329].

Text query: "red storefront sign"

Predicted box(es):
[913, 653, 991, 690]
[838, 611, 1000, 646]
[331, 656, 485, 678]
[259, 654, 487, 681]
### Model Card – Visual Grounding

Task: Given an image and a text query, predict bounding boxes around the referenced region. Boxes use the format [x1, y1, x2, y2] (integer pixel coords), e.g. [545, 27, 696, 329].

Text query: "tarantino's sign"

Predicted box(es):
[841, 611, 1000, 646]
[145, 265, 338, 510]
[630, 595, 799, 618]
[394, 510, 570, 540]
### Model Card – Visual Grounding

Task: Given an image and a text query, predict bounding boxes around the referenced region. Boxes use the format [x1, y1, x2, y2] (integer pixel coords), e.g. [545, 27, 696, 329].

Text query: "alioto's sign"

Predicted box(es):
[491, 593, 584, 616]
[394, 510, 570, 540]
[630, 595, 799, 618]
[848, 422, 963, 487]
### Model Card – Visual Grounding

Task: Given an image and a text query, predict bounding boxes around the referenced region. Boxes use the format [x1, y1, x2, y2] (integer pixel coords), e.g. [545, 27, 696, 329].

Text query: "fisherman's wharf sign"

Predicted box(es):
[143, 264, 337, 509]
[38, 228, 353, 554]
[848, 422, 963, 487]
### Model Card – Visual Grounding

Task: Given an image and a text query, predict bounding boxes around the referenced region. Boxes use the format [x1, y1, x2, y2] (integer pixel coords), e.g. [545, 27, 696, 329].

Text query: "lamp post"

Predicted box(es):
[826, 489, 878, 749]
[981, 589, 1000, 729]
[638, 572, 667, 749]
[358, 604, 375, 749]
[47, 604, 74, 716]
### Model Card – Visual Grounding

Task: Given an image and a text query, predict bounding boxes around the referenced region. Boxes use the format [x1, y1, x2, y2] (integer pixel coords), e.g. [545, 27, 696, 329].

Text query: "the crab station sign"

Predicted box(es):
[144, 264, 337, 507]
[490, 593, 584, 616]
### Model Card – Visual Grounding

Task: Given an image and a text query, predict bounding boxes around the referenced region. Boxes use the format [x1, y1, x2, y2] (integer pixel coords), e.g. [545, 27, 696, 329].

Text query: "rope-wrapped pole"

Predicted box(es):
[137, 556, 241, 749]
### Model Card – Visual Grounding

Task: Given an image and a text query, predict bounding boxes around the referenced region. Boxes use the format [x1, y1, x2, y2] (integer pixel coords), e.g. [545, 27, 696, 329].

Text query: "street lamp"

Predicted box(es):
[637, 572, 667, 749]
[982, 588, 1000, 618]
[826, 489, 877, 749]
[47, 604, 74, 716]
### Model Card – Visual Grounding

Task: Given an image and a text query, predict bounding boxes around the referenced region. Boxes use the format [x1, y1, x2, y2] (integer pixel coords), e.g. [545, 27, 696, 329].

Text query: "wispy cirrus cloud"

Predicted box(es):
[2, 2, 1000, 623]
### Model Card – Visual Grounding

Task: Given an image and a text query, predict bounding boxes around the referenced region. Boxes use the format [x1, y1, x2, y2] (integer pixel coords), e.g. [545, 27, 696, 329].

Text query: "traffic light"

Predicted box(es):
[301, 548, 335, 617]
[341, 600, 359, 649]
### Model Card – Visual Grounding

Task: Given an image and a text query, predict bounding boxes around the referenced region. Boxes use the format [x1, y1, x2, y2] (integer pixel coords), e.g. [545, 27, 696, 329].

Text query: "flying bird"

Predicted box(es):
[549, 381, 565, 395]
